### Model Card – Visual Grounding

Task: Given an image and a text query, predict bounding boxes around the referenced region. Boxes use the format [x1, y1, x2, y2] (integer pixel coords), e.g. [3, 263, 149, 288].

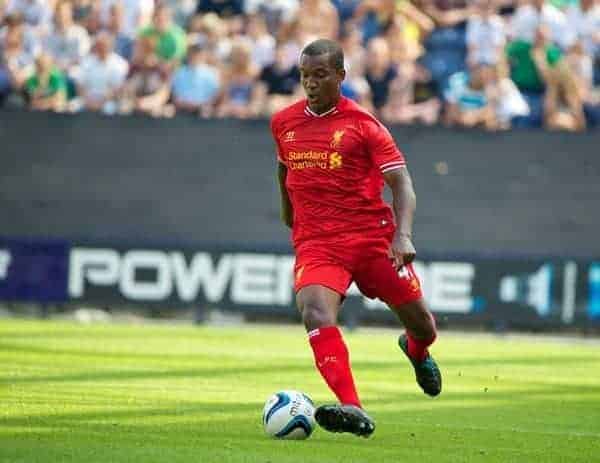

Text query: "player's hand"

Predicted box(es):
[389, 233, 416, 270]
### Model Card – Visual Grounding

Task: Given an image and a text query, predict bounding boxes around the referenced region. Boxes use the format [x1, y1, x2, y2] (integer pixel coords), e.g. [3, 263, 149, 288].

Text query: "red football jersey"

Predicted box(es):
[271, 96, 406, 246]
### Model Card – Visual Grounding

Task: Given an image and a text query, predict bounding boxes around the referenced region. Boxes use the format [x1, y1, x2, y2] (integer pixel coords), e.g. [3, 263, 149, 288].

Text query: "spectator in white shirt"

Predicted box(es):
[75, 32, 128, 113]
[243, 0, 299, 36]
[5, 0, 53, 33]
[466, 0, 506, 66]
[100, 0, 154, 38]
[510, 0, 575, 50]
[45, 0, 91, 76]
[566, 0, 599, 58]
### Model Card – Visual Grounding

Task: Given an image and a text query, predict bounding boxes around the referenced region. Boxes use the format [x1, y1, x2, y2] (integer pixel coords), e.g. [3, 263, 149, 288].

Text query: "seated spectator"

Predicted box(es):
[5, 0, 53, 33]
[531, 27, 586, 131]
[161, 0, 197, 28]
[216, 39, 261, 118]
[466, 0, 506, 66]
[444, 64, 498, 129]
[352, 0, 396, 44]
[365, 37, 398, 113]
[243, 0, 299, 37]
[296, 0, 339, 41]
[380, 26, 440, 125]
[246, 13, 275, 70]
[506, 25, 564, 92]
[0, 12, 40, 58]
[196, 0, 243, 17]
[509, 0, 574, 50]
[106, 1, 134, 60]
[339, 27, 373, 110]
[331, 0, 362, 23]
[138, 4, 186, 68]
[418, 0, 472, 27]
[384, 14, 426, 63]
[74, 32, 128, 114]
[565, 0, 599, 91]
[45, 0, 91, 77]
[187, 12, 231, 66]
[255, 43, 301, 114]
[24, 52, 67, 111]
[99, 0, 154, 39]
[172, 43, 220, 117]
[0, 14, 36, 104]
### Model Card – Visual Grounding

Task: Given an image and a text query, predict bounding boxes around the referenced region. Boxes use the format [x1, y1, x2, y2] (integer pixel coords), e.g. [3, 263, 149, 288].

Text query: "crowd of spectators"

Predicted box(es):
[0, 0, 598, 130]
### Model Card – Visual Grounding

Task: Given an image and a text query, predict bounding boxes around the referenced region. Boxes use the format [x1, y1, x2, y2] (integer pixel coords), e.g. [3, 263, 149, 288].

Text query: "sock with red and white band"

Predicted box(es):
[308, 326, 362, 408]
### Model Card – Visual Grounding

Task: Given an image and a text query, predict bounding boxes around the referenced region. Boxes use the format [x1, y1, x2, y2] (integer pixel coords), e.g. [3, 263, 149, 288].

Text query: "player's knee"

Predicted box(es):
[301, 303, 335, 331]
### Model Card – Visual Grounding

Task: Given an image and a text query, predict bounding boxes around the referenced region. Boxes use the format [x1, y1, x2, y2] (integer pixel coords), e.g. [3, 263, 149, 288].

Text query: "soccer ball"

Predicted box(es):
[262, 390, 316, 439]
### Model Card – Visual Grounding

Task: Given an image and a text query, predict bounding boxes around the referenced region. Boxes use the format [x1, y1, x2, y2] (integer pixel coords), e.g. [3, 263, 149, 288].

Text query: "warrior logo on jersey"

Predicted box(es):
[283, 131, 295, 142]
[330, 130, 345, 148]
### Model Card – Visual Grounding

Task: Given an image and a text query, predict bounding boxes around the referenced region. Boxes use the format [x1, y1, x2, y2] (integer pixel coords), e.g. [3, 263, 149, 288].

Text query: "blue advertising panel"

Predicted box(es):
[0, 238, 69, 303]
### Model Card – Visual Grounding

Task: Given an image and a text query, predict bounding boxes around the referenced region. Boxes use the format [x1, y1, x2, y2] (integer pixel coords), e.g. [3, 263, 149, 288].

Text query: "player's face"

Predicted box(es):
[300, 53, 345, 114]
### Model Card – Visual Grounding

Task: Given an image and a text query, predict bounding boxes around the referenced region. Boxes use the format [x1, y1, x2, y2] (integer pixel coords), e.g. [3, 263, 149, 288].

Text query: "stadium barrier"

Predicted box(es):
[1, 238, 599, 329]
[2, 110, 599, 329]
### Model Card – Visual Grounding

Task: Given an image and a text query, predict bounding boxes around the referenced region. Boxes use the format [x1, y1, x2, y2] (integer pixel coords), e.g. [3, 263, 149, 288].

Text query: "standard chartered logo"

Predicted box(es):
[0, 249, 11, 279]
[287, 150, 344, 170]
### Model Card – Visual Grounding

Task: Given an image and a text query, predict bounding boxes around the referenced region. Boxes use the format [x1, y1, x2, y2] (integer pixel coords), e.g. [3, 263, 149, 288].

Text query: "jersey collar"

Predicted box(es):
[304, 97, 345, 118]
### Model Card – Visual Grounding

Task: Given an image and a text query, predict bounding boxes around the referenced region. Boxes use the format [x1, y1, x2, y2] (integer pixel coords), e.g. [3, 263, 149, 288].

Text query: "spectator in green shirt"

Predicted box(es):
[24, 53, 67, 112]
[138, 5, 187, 68]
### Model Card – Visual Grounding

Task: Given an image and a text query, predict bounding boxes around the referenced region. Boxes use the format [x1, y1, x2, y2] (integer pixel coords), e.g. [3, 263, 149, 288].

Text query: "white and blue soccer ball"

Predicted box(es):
[262, 390, 316, 439]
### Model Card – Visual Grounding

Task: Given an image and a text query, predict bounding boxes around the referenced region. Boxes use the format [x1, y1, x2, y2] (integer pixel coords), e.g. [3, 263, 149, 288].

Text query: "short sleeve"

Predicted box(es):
[270, 115, 286, 165]
[362, 118, 405, 174]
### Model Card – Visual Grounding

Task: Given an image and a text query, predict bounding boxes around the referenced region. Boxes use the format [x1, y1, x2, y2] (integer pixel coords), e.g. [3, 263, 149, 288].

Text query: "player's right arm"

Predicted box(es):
[277, 162, 293, 228]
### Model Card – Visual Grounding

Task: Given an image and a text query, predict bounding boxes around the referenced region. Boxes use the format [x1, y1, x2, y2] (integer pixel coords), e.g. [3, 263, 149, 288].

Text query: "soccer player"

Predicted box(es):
[270, 39, 442, 438]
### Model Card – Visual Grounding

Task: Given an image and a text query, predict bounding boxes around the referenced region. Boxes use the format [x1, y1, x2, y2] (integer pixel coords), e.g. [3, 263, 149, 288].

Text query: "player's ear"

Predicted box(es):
[337, 67, 346, 83]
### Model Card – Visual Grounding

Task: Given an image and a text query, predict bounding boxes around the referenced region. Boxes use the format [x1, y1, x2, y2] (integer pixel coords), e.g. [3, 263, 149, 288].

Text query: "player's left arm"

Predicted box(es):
[384, 167, 417, 269]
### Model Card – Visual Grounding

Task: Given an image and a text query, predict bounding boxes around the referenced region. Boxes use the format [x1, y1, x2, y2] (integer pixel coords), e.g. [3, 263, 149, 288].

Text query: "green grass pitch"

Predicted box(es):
[1, 320, 599, 463]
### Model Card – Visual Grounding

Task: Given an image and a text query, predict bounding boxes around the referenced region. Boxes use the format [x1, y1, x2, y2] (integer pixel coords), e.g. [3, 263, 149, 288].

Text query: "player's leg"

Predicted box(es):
[354, 258, 442, 396]
[295, 264, 374, 436]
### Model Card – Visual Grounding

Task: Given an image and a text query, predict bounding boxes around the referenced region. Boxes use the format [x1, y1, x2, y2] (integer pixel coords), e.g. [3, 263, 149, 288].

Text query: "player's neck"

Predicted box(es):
[307, 95, 342, 116]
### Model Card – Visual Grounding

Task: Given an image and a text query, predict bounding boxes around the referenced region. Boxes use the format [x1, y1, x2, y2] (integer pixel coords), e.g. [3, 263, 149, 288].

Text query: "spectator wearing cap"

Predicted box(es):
[74, 32, 129, 113]
[45, 0, 91, 77]
[24, 52, 67, 111]
[138, 4, 186, 68]
[171, 43, 220, 117]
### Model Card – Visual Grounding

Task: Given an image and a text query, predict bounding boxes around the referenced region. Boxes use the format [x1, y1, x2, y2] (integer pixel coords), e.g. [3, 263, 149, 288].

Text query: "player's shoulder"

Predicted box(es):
[270, 99, 307, 132]
[340, 97, 388, 132]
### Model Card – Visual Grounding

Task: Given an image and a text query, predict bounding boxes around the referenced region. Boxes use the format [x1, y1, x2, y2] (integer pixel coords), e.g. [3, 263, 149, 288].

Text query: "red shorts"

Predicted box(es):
[293, 233, 422, 307]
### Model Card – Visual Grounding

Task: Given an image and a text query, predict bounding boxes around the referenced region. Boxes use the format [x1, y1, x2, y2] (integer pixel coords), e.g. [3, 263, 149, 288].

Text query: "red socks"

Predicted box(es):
[308, 326, 361, 408]
[406, 331, 436, 362]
